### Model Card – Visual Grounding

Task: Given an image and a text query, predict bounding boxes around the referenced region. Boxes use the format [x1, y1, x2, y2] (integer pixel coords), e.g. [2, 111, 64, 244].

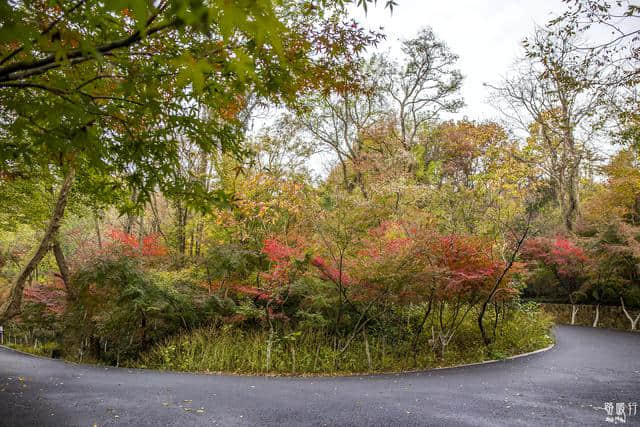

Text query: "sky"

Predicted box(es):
[348, 0, 568, 122]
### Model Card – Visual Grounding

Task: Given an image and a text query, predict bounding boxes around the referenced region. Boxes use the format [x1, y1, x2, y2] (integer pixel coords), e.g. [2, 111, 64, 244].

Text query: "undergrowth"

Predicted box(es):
[136, 305, 553, 375]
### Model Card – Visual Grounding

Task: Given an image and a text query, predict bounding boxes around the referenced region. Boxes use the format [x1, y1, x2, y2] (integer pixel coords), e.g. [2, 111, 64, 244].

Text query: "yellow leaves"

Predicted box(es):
[582, 148, 640, 224]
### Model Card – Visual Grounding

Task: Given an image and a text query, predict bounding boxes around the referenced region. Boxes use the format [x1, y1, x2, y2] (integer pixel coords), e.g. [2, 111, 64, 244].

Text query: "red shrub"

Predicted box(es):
[108, 229, 167, 257]
[521, 236, 588, 278]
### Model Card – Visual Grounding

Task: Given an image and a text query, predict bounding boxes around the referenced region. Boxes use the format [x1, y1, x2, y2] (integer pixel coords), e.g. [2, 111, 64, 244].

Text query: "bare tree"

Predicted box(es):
[384, 27, 464, 149]
[489, 28, 605, 231]
[298, 28, 463, 195]
[297, 56, 388, 197]
[0, 167, 74, 323]
[550, 1, 639, 150]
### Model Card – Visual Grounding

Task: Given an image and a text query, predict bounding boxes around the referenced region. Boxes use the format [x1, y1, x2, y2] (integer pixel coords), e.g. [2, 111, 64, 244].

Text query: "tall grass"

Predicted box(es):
[136, 307, 553, 375]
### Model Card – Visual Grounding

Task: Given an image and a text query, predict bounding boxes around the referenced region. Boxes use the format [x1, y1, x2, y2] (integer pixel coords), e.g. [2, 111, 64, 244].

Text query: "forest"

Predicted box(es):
[0, 0, 638, 375]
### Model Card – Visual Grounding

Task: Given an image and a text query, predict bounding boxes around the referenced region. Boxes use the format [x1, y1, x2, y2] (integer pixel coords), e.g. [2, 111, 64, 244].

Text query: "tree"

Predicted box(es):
[489, 27, 605, 231]
[549, 0, 639, 89]
[477, 209, 533, 346]
[384, 27, 463, 149]
[521, 236, 589, 323]
[600, 149, 640, 225]
[236, 237, 309, 370]
[584, 223, 640, 329]
[0, 0, 389, 323]
[297, 56, 388, 196]
[427, 233, 510, 358]
[297, 27, 463, 195]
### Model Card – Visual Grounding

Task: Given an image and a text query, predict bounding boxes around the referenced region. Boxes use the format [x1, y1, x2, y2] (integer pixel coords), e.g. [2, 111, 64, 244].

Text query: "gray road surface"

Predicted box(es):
[1, 325, 639, 426]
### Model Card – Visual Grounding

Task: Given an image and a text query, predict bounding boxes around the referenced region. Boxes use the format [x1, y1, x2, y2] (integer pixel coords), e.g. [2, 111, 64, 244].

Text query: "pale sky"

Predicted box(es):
[349, 0, 567, 121]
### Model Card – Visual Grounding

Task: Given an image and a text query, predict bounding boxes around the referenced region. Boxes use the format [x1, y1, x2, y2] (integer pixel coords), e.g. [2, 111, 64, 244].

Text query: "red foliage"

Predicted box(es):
[262, 238, 301, 263]
[310, 222, 512, 305]
[23, 279, 67, 315]
[311, 255, 353, 286]
[234, 285, 272, 301]
[430, 234, 504, 297]
[260, 238, 304, 286]
[235, 238, 306, 309]
[521, 236, 588, 278]
[237, 228, 517, 312]
[108, 229, 168, 257]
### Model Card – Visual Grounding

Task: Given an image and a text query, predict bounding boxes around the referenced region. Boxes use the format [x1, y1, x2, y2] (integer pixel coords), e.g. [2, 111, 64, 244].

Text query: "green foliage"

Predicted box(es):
[137, 304, 553, 374]
[200, 243, 263, 287]
[64, 255, 203, 364]
[0, 0, 383, 214]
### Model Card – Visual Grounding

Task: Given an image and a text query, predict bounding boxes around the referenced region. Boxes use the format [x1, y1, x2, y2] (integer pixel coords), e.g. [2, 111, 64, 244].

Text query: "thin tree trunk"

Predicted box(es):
[621, 298, 640, 330]
[265, 304, 274, 372]
[149, 193, 168, 244]
[52, 238, 74, 301]
[313, 343, 320, 371]
[266, 327, 274, 372]
[571, 304, 579, 325]
[491, 301, 500, 341]
[93, 212, 102, 249]
[412, 297, 434, 363]
[195, 218, 204, 257]
[592, 304, 599, 328]
[138, 214, 144, 255]
[0, 168, 75, 323]
[363, 329, 372, 371]
[478, 211, 532, 346]
[175, 203, 188, 256]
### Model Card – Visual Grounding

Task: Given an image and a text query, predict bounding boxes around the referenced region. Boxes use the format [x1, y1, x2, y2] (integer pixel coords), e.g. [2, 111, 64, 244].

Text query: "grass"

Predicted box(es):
[4, 341, 60, 358]
[136, 306, 553, 375]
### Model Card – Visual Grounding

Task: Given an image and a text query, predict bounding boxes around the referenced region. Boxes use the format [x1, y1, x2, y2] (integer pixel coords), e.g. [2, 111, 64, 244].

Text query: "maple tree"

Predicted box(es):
[521, 236, 589, 323]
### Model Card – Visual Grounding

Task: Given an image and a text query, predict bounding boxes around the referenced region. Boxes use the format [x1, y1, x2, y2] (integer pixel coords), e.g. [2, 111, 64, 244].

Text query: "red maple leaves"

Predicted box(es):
[521, 236, 588, 278]
[108, 229, 168, 257]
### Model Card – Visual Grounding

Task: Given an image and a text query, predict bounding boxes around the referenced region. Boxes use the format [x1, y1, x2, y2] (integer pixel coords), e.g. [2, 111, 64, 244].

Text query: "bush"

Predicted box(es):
[63, 255, 205, 365]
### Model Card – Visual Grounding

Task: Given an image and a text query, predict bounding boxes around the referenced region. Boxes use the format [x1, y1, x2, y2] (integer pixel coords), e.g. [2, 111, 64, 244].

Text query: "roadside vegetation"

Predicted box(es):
[0, 1, 637, 375]
[138, 304, 552, 375]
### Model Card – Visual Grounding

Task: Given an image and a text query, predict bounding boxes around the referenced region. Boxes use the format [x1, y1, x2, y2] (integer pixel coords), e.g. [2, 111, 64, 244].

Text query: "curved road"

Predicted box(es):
[1, 325, 639, 426]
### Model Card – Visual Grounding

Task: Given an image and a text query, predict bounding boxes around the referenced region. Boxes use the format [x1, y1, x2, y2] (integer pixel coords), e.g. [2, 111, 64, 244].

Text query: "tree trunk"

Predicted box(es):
[124, 214, 134, 234]
[52, 238, 75, 301]
[0, 168, 75, 324]
[412, 297, 434, 363]
[93, 212, 102, 249]
[138, 214, 144, 255]
[621, 298, 640, 331]
[175, 202, 188, 256]
[437, 333, 447, 361]
[363, 329, 372, 371]
[478, 212, 531, 346]
[265, 327, 274, 372]
[571, 304, 579, 325]
[592, 304, 599, 328]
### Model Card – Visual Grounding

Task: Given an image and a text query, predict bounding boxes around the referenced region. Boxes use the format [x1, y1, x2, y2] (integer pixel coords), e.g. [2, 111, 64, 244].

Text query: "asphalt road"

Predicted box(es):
[1, 325, 639, 426]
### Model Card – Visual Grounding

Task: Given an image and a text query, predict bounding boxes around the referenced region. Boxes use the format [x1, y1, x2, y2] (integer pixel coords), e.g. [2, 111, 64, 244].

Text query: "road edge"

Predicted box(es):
[0, 335, 557, 378]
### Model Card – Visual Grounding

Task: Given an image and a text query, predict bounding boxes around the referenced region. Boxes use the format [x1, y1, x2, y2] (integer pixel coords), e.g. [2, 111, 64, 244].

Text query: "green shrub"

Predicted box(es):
[63, 256, 205, 365]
